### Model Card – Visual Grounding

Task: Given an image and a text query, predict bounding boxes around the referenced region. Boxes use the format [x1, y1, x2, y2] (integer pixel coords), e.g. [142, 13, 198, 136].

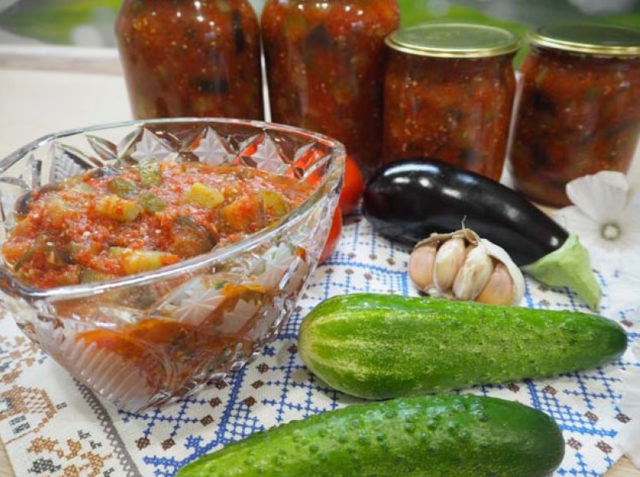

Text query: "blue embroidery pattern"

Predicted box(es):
[116, 219, 638, 477]
[0, 218, 637, 477]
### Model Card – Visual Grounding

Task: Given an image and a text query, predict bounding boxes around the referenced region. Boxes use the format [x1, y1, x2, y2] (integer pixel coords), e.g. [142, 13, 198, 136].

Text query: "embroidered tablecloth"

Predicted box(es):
[0, 217, 638, 477]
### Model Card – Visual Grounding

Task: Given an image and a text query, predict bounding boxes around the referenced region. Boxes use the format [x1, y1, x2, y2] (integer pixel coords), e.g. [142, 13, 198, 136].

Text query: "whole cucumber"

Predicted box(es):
[176, 394, 565, 477]
[299, 294, 627, 399]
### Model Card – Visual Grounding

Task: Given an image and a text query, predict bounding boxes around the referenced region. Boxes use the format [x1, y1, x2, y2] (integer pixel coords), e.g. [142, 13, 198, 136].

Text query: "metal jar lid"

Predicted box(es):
[528, 24, 640, 56]
[385, 23, 520, 58]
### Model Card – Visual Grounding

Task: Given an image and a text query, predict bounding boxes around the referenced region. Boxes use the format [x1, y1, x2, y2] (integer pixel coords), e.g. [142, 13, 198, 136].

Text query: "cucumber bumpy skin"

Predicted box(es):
[176, 394, 565, 477]
[299, 294, 627, 400]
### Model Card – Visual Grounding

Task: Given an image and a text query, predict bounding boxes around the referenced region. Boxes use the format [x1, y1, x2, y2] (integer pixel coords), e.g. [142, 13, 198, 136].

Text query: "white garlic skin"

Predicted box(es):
[452, 245, 494, 301]
[408, 229, 525, 305]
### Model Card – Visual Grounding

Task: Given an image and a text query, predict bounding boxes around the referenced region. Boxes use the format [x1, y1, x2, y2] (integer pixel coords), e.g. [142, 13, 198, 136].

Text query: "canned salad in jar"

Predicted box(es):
[511, 24, 640, 206]
[116, 0, 264, 120]
[383, 23, 520, 180]
[261, 0, 400, 178]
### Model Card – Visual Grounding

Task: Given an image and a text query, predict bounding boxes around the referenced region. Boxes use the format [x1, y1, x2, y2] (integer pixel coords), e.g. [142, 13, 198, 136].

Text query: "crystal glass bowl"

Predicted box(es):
[0, 119, 345, 411]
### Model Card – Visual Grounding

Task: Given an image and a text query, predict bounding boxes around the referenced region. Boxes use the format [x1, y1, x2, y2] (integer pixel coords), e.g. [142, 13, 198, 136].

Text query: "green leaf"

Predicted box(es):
[0, 0, 121, 44]
[522, 234, 601, 311]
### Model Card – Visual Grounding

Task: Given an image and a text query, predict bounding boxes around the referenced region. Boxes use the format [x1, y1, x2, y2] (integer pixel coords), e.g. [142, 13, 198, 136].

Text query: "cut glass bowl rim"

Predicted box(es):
[0, 117, 346, 302]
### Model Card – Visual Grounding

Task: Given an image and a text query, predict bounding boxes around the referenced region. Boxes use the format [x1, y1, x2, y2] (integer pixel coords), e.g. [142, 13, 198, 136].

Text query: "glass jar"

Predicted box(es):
[383, 23, 520, 181]
[261, 0, 400, 178]
[511, 25, 640, 206]
[115, 0, 263, 120]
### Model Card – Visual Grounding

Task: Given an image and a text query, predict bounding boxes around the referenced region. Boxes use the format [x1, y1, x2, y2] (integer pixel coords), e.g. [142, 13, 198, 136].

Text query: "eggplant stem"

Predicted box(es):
[522, 234, 601, 311]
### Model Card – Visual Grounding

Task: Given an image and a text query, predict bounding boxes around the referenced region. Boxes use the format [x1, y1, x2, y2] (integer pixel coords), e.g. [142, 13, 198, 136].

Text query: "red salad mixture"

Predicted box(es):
[2, 162, 311, 288]
[67, 281, 276, 400]
[261, 0, 399, 177]
[511, 46, 640, 206]
[115, 0, 263, 120]
[383, 52, 517, 181]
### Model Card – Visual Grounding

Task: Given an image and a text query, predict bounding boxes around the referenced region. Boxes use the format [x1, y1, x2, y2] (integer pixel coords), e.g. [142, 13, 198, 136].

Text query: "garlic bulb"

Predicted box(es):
[408, 229, 525, 305]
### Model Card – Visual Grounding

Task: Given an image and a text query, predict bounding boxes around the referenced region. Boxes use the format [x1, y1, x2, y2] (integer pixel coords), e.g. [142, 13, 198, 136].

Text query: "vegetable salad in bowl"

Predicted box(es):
[0, 118, 345, 411]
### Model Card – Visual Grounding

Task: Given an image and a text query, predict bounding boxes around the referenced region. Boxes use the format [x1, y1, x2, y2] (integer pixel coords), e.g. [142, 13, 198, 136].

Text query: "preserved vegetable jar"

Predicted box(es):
[261, 0, 400, 177]
[383, 23, 520, 181]
[115, 0, 263, 120]
[511, 25, 640, 206]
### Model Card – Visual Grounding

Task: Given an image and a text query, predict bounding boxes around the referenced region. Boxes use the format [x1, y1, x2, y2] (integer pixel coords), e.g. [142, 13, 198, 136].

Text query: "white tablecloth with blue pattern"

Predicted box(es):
[0, 216, 638, 477]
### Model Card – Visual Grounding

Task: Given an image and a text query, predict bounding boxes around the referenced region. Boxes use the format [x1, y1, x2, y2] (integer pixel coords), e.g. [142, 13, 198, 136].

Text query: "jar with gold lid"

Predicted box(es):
[511, 24, 640, 206]
[383, 23, 520, 180]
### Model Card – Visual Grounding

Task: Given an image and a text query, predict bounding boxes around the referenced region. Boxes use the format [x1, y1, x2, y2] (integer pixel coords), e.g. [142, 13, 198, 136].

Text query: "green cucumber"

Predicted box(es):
[176, 394, 565, 477]
[299, 293, 627, 399]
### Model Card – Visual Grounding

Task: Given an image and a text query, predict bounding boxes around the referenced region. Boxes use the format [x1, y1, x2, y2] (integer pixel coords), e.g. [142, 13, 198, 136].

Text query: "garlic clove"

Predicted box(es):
[452, 245, 494, 301]
[476, 263, 518, 305]
[433, 237, 466, 291]
[480, 238, 525, 305]
[408, 244, 437, 291]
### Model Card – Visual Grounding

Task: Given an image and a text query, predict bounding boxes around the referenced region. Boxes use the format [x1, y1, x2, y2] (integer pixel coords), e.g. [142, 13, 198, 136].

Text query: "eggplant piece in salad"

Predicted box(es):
[363, 159, 601, 310]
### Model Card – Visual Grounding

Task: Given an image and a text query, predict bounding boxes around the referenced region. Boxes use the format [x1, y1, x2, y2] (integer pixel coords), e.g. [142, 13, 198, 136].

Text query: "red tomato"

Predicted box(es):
[338, 155, 364, 216]
[320, 208, 342, 264]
